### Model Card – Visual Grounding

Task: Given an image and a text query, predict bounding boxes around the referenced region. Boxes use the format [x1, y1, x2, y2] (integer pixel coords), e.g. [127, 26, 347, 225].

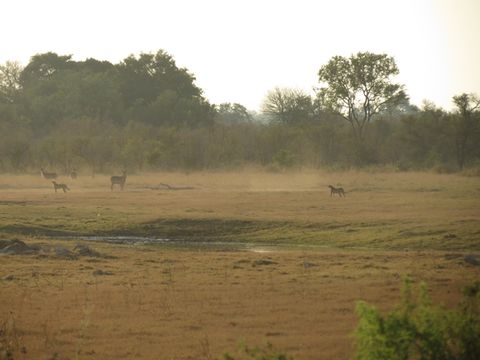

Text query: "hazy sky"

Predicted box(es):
[2, 0, 479, 111]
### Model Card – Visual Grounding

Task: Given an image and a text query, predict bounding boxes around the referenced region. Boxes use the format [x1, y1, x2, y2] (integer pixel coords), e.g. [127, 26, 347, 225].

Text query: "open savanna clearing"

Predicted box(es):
[1, 242, 479, 360]
[0, 170, 479, 249]
[1, 170, 480, 359]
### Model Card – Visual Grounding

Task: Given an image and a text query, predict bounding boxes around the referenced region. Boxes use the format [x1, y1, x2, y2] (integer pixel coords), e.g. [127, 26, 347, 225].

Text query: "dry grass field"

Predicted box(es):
[1, 170, 479, 249]
[1, 170, 480, 359]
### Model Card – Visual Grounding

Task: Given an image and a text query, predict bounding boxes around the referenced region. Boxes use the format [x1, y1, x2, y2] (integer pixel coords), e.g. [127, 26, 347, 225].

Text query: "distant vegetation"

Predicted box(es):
[0, 50, 479, 174]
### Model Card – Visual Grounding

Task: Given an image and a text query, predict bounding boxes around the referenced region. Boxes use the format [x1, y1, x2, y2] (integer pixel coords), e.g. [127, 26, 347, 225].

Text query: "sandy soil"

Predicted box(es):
[1, 242, 478, 360]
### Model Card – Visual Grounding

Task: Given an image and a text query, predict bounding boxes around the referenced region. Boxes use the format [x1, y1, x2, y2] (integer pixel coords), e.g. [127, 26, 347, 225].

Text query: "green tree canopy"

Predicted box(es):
[19, 52, 74, 86]
[317, 52, 407, 140]
[215, 103, 252, 124]
[452, 93, 480, 170]
[0, 61, 22, 104]
[116, 50, 213, 126]
[14, 50, 214, 129]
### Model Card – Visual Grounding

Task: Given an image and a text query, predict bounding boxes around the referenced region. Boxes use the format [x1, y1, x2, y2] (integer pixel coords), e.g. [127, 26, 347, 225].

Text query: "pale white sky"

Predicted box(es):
[2, 0, 479, 111]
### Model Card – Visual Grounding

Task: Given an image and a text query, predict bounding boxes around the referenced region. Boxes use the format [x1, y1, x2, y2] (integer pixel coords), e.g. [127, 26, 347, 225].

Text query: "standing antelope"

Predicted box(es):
[111, 170, 127, 191]
[328, 185, 346, 197]
[40, 168, 58, 180]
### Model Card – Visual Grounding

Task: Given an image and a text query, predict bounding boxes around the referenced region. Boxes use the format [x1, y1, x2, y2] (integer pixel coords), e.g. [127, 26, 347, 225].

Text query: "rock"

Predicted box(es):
[0, 239, 36, 255]
[92, 269, 113, 276]
[252, 259, 277, 266]
[444, 253, 463, 260]
[0, 239, 13, 249]
[443, 233, 457, 239]
[302, 261, 317, 269]
[54, 246, 77, 259]
[73, 244, 102, 257]
[464, 254, 480, 266]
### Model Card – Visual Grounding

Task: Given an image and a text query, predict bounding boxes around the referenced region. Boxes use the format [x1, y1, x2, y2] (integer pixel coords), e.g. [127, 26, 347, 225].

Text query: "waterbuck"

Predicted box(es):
[111, 170, 127, 191]
[328, 185, 346, 197]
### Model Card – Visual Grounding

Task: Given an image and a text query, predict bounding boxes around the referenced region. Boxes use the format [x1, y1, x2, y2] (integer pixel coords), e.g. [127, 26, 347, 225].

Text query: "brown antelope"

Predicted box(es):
[111, 170, 127, 191]
[70, 170, 77, 179]
[52, 181, 70, 193]
[40, 168, 58, 180]
[328, 185, 345, 197]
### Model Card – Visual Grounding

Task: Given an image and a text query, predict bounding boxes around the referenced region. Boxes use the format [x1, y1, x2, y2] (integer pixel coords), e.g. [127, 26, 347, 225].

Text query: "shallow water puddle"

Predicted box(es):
[63, 235, 276, 253]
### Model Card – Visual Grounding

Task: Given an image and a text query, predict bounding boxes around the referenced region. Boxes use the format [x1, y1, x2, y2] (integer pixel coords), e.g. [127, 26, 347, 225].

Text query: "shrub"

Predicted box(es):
[355, 279, 480, 360]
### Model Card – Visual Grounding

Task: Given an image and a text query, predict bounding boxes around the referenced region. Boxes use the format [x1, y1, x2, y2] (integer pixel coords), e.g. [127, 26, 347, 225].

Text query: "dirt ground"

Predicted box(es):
[1, 242, 479, 360]
[0, 171, 479, 359]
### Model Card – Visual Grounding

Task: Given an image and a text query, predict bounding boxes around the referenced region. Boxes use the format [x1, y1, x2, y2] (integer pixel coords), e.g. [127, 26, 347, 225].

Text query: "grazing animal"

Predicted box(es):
[40, 168, 58, 180]
[328, 185, 345, 197]
[52, 181, 70, 193]
[70, 170, 77, 179]
[110, 170, 127, 191]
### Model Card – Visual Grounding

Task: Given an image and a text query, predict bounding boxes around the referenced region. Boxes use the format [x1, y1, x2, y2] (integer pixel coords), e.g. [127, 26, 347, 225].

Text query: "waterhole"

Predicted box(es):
[65, 235, 277, 253]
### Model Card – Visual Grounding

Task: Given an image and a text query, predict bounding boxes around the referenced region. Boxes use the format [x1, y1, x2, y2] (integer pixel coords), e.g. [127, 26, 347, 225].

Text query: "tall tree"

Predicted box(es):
[215, 103, 252, 124]
[452, 93, 480, 170]
[261, 87, 313, 124]
[17, 53, 76, 131]
[317, 52, 407, 140]
[0, 61, 23, 124]
[19, 52, 74, 86]
[399, 101, 451, 168]
[0, 61, 22, 104]
[117, 50, 213, 126]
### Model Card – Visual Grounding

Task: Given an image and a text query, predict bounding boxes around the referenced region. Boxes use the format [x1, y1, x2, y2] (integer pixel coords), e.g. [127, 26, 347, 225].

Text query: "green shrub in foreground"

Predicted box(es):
[355, 279, 480, 360]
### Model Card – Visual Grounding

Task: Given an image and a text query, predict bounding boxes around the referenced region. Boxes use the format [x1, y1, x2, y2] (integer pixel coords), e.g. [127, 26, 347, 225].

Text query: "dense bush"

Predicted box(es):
[1, 52, 479, 173]
[355, 279, 480, 360]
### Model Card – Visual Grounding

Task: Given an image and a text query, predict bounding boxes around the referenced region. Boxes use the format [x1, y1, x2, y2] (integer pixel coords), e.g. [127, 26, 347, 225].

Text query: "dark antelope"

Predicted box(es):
[111, 171, 127, 191]
[328, 185, 345, 197]
[52, 181, 70, 193]
[40, 168, 58, 180]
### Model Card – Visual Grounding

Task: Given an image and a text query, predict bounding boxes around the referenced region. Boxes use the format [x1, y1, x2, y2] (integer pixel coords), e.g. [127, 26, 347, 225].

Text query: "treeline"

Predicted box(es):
[0, 50, 479, 174]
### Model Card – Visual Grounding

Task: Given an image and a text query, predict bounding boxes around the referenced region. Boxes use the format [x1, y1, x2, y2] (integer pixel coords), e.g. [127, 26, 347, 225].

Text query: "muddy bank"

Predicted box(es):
[0, 239, 112, 259]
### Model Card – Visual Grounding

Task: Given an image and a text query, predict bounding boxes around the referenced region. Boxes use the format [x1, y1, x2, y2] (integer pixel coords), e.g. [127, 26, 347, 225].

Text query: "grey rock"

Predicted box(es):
[0, 239, 36, 255]
[73, 244, 102, 257]
[54, 246, 77, 259]
[252, 259, 277, 266]
[464, 254, 480, 266]
[92, 269, 113, 276]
